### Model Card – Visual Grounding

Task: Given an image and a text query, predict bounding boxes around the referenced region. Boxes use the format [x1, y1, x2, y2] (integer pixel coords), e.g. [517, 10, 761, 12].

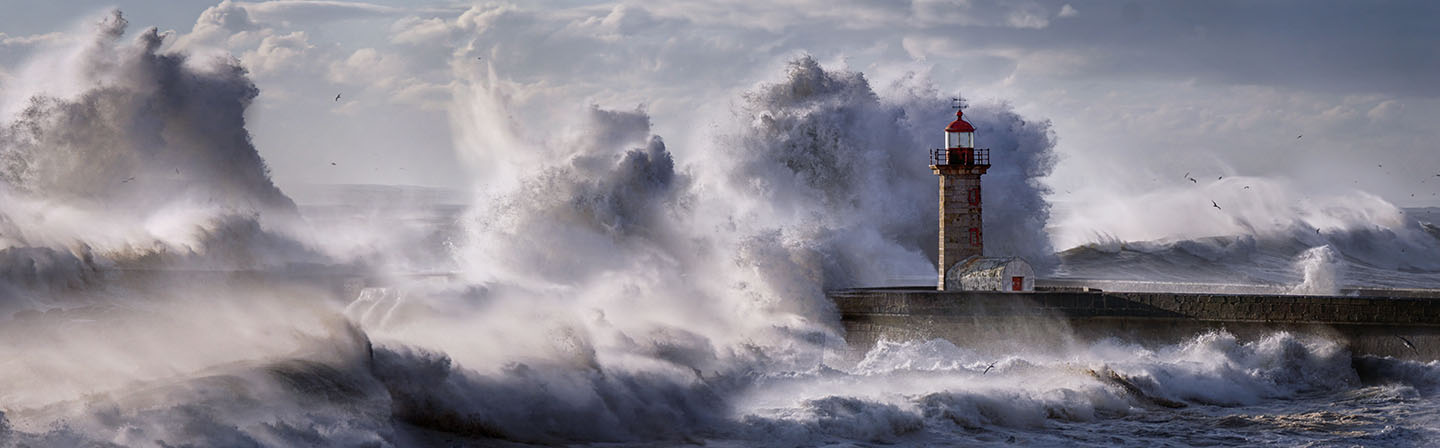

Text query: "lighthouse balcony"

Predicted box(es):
[930, 148, 990, 167]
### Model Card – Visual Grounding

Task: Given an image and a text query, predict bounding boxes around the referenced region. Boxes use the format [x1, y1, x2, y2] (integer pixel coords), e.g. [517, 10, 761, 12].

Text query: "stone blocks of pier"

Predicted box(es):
[829, 288, 1440, 363]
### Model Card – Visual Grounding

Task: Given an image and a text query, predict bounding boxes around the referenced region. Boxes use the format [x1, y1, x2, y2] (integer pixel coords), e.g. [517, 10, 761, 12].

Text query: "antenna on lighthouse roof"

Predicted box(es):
[950, 97, 963, 109]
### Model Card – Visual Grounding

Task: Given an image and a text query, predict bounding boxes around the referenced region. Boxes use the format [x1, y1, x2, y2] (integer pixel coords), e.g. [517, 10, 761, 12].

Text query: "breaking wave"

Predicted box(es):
[1054, 179, 1440, 291]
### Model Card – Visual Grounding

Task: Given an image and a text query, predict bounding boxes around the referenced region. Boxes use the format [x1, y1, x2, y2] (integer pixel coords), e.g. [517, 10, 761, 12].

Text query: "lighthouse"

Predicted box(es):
[931, 107, 988, 288]
[931, 106, 1033, 292]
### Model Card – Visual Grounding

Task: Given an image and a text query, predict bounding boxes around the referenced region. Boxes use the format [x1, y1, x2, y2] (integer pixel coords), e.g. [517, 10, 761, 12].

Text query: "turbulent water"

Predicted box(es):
[3, 12, 1440, 447]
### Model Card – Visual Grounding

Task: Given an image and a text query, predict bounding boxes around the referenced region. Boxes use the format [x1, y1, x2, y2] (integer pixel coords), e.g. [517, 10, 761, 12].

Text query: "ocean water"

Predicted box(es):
[4, 11, 1440, 447]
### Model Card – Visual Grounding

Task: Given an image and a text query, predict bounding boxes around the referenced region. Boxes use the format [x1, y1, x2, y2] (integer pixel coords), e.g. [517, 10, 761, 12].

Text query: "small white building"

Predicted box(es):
[945, 256, 1034, 292]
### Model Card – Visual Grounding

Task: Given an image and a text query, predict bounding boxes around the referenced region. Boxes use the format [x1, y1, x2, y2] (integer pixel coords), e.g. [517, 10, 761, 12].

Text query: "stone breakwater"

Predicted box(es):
[830, 286, 1440, 363]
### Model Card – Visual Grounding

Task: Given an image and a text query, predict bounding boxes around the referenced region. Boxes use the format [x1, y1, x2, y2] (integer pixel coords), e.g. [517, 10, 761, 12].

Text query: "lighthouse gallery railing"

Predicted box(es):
[930, 148, 989, 167]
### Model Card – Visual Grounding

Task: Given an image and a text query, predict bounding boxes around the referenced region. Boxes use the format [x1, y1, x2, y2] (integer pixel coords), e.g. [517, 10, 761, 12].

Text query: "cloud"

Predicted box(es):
[199, 0, 260, 32]
[327, 47, 407, 88]
[180, 0, 402, 50]
[390, 17, 452, 45]
[909, 0, 1075, 29]
[177, 1, 261, 49]
[0, 32, 68, 47]
[1366, 99, 1403, 122]
[241, 31, 314, 76]
[391, 81, 452, 110]
[637, 0, 1057, 32]
[237, 0, 402, 24]
[638, 0, 905, 32]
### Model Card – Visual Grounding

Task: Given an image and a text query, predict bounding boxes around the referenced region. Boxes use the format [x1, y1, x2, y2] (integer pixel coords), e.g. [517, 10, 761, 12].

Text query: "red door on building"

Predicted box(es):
[1012, 276, 1023, 291]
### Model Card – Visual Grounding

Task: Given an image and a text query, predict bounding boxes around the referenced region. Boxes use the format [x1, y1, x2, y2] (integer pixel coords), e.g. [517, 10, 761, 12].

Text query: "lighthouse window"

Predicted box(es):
[947, 131, 972, 149]
[968, 188, 980, 205]
[969, 227, 980, 246]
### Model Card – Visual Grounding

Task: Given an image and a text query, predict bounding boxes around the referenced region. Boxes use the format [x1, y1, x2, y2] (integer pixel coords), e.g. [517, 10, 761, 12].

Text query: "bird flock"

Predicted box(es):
[1183, 165, 1440, 214]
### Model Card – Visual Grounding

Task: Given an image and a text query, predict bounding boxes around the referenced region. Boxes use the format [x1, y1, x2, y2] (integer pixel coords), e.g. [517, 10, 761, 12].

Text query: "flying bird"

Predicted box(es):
[1211, 200, 1221, 210]
[120, 176, 135, 184]
[1297, 135, 1303, 139]
[334, 93, 342, 102]
[330, 162, 337, 166]
[1189, 177, 1197, 184]
[1218, 176, 1223, 180]
[983, 362, 996, 375]
[1243, 186, 1251, 189]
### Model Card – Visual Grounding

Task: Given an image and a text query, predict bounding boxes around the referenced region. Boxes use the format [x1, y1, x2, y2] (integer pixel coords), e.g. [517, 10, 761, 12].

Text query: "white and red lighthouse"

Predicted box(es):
[931, 107, 1034, 292]
[931, 108, 989, 289]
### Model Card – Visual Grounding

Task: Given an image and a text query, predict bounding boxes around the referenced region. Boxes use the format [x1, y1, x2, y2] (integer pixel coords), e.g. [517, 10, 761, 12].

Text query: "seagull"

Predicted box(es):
[983, 362, 996, 375]
[1218, 176, 1223, 180]
[1397, 335, 1419, 354]
[120, 176, 135, 184]
[1243, 186, 1251, 189]
[334, 93, 342, 102]
[330, 162, 337, 166]
[1297, 135, 1303, 139]
[1189, 177, 1197, 184]
[1211, 200, 1222, 210]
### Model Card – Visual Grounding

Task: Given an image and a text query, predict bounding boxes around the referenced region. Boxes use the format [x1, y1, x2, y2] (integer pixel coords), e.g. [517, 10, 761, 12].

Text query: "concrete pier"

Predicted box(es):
[831, 286, 1440, 363]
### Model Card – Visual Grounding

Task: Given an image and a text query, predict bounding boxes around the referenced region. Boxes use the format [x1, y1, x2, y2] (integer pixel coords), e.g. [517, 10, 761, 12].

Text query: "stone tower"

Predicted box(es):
[930, 108, 989, 290]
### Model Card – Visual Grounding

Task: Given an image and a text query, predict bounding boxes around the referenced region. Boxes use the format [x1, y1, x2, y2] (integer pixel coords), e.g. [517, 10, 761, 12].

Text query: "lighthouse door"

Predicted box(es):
[1011, 276, 1023, 291]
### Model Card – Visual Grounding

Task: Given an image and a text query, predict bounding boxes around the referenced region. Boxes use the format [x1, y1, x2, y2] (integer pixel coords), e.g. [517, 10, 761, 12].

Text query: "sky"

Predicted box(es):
[0, 0, 1437, 208]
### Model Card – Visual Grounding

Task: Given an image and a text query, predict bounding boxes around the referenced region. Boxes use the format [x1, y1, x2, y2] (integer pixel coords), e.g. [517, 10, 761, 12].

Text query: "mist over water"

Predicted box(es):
[2, 11, 1440, 447]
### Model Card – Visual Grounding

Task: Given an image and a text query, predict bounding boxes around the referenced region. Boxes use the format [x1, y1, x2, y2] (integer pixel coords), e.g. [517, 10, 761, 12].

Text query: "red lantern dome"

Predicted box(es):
[945, 109, 975, 133]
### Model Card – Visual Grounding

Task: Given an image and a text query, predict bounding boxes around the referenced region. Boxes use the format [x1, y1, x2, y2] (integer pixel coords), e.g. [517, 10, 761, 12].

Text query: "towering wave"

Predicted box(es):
[1053, 177, 1440, 289]
[706, 57, 1059, 284]
[0, 10, 316, 302]
[0, 10, 292, 213]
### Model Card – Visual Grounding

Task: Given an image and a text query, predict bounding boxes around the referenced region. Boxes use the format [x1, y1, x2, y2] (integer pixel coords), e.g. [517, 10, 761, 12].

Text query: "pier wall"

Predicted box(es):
[831, 288, 1440, 362]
